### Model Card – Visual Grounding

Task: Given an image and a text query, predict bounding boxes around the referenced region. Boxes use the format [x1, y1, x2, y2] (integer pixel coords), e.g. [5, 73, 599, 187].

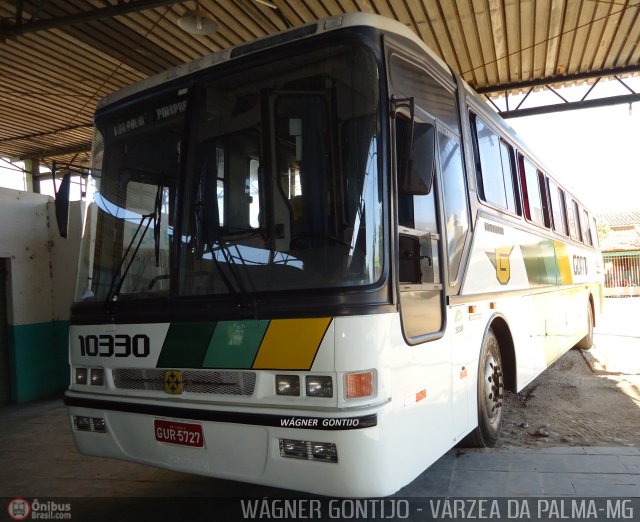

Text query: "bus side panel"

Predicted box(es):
[462, 215, 602, 392]
[335, 314, 456, 492]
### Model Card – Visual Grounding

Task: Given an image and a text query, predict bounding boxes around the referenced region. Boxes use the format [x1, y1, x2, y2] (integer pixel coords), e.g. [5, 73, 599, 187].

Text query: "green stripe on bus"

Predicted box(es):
[521, 240, 558, 285]
[157, 322, 216, 368]
[202, 320, 269, 369]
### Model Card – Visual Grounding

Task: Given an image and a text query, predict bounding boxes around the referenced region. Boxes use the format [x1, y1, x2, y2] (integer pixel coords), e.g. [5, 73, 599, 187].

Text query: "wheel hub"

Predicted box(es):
[484, 355, 504, 423]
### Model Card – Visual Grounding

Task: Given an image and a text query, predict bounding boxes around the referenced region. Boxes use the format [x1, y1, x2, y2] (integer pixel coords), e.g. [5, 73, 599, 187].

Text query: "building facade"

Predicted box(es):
[599, 212, 640, 297]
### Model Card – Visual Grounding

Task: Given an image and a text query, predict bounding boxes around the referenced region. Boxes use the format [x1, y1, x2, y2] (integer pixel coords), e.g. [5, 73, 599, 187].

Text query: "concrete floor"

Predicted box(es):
[1, 298, 639, 520]
[0, 398, 639, 521]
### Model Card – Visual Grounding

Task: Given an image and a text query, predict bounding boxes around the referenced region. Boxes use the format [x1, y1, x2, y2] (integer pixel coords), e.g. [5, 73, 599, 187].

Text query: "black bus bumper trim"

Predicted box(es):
[64, 393, 378, 431]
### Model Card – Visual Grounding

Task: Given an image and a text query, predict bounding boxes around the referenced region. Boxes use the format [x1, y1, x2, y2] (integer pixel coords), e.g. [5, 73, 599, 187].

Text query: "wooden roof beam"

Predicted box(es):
[19, 143, 93, 162]
[0, 0, 181, 39]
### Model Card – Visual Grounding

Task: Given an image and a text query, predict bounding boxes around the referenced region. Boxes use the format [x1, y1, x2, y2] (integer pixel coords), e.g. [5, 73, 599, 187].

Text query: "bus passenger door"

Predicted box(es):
[394, 111, 445, 343]
[387, 45, 454, 452]
[388, 43, 474, 444]
[389, 54, 472, 438]
[386, 48, 448, 344]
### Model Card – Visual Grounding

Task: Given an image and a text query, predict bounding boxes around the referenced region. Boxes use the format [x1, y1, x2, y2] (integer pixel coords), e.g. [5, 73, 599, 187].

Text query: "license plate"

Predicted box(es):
[154, 419, 204, 448]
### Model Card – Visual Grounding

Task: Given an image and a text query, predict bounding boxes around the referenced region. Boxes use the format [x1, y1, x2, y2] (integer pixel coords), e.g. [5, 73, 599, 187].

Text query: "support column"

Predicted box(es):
[22, 159, 40, 193]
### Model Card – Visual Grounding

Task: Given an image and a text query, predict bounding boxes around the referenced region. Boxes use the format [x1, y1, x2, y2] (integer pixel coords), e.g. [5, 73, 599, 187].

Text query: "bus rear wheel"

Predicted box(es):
[574, 304, 594, 350]
[464, 328, 504, 447]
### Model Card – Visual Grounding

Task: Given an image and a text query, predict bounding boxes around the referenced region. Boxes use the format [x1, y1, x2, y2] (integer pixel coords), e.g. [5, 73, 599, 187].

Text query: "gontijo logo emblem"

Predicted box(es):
[164, 370, 184, 394]
[487, 246, 514, 285]
[7, 498, 30, 521]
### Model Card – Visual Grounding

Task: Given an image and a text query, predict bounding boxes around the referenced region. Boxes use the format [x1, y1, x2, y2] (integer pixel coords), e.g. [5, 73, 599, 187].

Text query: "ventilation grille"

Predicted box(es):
[112, 369, 256, 396]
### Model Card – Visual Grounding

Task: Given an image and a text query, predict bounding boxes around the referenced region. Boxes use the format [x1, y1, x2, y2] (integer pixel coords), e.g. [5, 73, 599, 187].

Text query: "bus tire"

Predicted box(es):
[463, 328, 504, 447]
[574, 304, 594, 350]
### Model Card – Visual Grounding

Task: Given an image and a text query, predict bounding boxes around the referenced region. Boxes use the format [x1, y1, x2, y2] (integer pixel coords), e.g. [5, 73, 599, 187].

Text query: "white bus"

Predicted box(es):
[64, 13, 603, 497]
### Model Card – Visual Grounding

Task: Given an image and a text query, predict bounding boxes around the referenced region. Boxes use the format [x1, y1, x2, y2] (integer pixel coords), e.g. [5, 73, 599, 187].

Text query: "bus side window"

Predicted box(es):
[396, 113, 440, 287]
[566, 198, 580, 241]
[538, 171, 552, 228]
[581, 208, 592, 246]
[439, 128, 469, 285]
[471, 113, 518, 215]
[499, 141, 519, 215]
[518, 155, 545, 227]
[517, 154, 530, 220]
[558, 187, 569, 235]
[573, 201, 583, 242]
[591, 216, 600, 247]
[548, 179, 568, 235]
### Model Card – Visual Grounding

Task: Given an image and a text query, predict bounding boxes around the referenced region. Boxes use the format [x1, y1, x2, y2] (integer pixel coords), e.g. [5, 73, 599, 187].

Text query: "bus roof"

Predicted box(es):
[97, 12, 450, 110]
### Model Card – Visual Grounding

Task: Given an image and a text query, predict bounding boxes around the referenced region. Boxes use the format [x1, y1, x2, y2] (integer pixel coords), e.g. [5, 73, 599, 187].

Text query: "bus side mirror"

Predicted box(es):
[401, 122, 435, 196]
[55, 173, 71, 238]
[392, 96, 436, 196]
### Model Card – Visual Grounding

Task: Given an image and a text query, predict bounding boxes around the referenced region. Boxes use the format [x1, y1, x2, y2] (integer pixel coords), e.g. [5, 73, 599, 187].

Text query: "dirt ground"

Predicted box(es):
[497, 297, 640, 448]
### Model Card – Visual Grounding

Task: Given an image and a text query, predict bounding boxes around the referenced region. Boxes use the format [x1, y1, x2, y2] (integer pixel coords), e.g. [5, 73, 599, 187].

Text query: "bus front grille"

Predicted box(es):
[112, 369, 256, 396]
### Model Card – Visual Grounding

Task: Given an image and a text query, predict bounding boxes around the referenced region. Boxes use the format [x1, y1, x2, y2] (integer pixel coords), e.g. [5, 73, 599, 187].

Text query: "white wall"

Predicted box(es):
[0, 189, 54, 325]
[51, 200, 84, 320]
[0, 187, 82, 402]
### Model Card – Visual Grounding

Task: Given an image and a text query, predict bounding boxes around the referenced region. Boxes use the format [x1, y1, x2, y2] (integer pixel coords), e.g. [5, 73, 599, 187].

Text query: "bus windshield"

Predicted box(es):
[76, 42, 382, 303]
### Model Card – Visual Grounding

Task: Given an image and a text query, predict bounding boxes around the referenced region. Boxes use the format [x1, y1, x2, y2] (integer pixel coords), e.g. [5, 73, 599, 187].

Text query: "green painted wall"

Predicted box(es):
[0, 258, 9, 406]
[9, 320, 69, 403]
[0, 191, 81, 404]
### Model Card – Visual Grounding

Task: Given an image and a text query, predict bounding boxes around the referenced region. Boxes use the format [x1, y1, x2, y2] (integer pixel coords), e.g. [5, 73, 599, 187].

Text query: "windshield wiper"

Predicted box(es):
[104, 185, 163, 310]
[153, 184, 162, 267]
[194, 201, 249, 300]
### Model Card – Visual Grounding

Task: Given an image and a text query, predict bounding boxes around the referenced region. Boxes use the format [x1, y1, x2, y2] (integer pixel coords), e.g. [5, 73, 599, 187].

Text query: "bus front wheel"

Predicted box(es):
[465, 328, 504, 447]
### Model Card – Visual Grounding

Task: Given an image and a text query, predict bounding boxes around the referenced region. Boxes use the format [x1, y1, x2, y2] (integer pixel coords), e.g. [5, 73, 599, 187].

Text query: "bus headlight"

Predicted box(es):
[310, 442, 338, 462]
[345, 370, 375, 399]
[74, 367, 88, 385]
[74, 366, 104, 386]
[280, 439, 307, 459]
[279, 439, 338, 463]
[305, 376, 333, 397]
[276, 375, 300, 396]
[74, 416, 107, 433]
[90, 368, 104, 386]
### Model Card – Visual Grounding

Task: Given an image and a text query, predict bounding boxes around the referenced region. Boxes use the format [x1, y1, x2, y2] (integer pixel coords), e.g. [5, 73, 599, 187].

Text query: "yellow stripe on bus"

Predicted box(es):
[252, 317, 332, 370]
[554, 241, 573, 285]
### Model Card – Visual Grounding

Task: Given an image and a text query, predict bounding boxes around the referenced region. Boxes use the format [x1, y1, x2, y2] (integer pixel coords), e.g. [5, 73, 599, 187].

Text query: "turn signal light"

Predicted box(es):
[345, 370, 375, 399]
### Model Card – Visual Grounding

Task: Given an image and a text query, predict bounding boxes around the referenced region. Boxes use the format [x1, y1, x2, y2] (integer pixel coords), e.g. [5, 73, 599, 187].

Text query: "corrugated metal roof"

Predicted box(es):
[600, 226, 640, 252]
[1, 0, 639, 171]
[599, 211, 640, 228]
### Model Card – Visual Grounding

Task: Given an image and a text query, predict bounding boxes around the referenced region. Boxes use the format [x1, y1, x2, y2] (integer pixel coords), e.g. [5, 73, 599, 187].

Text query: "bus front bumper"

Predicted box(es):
[64, 391, 399, 497]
